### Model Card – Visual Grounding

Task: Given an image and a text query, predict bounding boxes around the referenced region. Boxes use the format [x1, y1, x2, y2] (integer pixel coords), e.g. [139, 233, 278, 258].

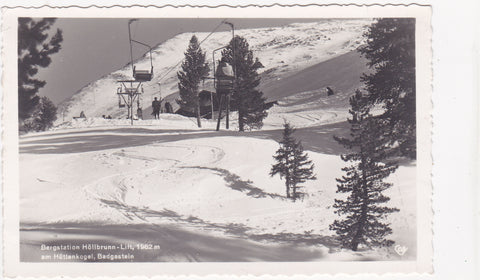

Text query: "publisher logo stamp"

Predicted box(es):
[394, 244, 408, 256]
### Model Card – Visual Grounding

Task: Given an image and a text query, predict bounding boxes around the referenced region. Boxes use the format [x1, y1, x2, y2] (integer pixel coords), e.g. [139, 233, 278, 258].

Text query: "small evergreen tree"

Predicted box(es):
[18, 18, 63, 126]
[36, 96, 58, 131]
[330, 90, 399, 251]
[358, 18, 416, 159]
[270, 122, 316, 200]
[221, 36, 267, 131]
[177, 35, 210, 127]
[22, 96, 57, 132]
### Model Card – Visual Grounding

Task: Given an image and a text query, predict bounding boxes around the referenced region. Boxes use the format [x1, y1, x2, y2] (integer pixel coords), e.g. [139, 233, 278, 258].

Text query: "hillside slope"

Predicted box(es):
[57, 19, 371, 122]
[137, 50, 369, 120]
[260, 50, 368, 102]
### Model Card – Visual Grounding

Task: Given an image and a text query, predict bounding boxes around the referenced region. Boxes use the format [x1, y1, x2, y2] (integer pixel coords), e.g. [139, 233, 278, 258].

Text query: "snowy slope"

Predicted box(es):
[58, 19, 371, 122]
[20, 127, 415, 261]
[20, 19, 417, 261]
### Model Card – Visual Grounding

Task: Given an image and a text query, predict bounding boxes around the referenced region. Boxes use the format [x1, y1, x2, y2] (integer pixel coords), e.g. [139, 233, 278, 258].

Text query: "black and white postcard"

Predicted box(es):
[2, 3, 433, 277]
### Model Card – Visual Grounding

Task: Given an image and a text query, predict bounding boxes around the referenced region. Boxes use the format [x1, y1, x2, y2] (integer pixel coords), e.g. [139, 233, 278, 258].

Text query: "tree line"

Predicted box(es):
[176, 34, 268, 131]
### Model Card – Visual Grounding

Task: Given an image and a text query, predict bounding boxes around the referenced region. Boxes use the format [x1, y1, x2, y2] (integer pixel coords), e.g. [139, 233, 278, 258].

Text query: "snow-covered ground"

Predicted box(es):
[20, 128, 416, 261]
[20, 98, 416, 261]
[20, 19, 416, 262]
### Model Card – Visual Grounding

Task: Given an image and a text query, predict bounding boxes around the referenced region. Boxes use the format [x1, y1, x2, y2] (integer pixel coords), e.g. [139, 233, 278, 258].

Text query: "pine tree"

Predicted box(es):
[330, 90, 399, 251]
[358, 18, 416, 159]
[270, 122, 316, 200]
[221, 36, 267, 131]
[177, 35, 210, 127]
[22, 96, 58, 132]
[18, 18, 63, 125]
[36, 96, 58, 131]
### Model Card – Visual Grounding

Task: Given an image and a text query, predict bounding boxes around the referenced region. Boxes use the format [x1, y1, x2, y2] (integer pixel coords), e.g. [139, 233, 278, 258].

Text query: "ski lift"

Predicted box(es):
[215, 60, 234, 92]
[133, 66, 153, 82]
[128, 19, 154, 82]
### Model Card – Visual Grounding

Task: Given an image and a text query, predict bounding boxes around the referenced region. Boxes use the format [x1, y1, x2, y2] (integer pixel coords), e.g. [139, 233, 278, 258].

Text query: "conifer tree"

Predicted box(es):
[358, 18, 416, 159]
[270, 122, 316, 200]
[330, 90, 399, 251]
[36, 96, 58, 131]
[18, 18, 63, 125]
[177, 35, 210, 127]
[22, 96, 57, 132]
[221, 36, 267, 131]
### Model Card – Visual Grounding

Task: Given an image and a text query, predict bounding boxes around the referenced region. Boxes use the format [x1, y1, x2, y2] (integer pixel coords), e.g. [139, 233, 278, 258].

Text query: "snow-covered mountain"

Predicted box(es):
[21, 18, 418, 261]
[58, 19, 372, 122]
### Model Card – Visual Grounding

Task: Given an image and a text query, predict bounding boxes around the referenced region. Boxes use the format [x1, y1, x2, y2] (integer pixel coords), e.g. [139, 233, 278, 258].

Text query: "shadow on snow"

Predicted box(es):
[19, 122, 350, 156]
[180, 166, 285, 199]
[21, 214, 338, 262]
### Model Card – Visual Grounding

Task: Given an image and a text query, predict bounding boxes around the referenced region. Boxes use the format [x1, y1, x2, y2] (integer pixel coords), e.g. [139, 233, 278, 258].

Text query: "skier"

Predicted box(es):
[152, 97, 161, 119]
[326, 87, 335, 96]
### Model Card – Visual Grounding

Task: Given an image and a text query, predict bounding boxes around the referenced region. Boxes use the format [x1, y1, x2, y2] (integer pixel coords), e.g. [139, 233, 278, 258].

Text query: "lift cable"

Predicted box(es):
[156, 19, 229, 84]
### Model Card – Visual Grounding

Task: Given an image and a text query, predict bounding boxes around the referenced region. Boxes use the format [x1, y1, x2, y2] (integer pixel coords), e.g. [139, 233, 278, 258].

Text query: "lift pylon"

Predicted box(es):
[116, 79, 144, 125]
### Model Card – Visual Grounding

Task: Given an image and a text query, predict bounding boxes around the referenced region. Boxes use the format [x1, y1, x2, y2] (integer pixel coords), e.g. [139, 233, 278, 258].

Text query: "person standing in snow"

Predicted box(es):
[152, 97, 161, 119]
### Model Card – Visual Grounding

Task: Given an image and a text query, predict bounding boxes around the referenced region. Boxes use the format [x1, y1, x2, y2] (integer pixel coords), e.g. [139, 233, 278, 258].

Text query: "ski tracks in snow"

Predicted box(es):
[83, 142, 226, 223]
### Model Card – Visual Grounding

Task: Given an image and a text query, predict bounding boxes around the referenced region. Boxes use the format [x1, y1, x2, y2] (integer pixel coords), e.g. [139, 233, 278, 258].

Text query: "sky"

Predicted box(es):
[35, 18, 324, 105]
